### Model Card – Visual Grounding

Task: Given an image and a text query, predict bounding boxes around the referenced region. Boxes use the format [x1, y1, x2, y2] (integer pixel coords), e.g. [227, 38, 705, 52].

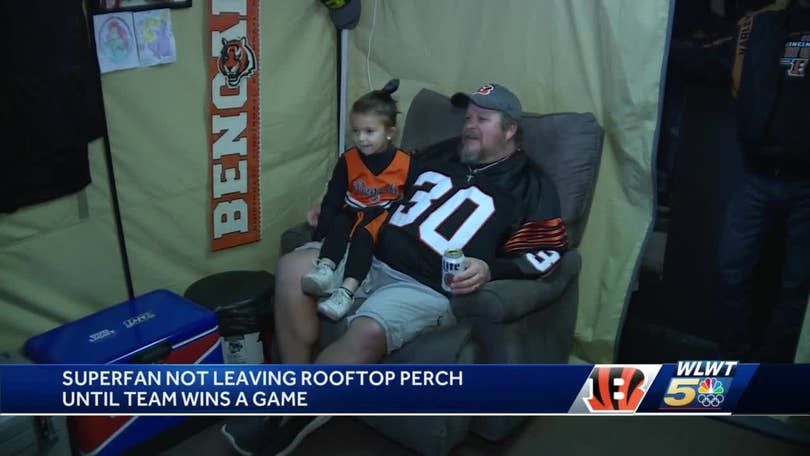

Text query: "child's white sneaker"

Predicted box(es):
[301, 259, 336, 297]
[317, 287, 354, 321]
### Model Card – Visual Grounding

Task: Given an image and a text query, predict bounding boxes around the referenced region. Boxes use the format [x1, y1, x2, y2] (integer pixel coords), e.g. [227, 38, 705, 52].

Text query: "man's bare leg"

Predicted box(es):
[274, 248, 320, 364]
[224, 254, 387, 454]
[316, 317, 387, 364]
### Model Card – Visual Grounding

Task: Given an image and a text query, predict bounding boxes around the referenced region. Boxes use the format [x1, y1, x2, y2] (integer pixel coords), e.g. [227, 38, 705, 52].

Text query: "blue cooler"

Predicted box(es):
[24, 289, 222, 456]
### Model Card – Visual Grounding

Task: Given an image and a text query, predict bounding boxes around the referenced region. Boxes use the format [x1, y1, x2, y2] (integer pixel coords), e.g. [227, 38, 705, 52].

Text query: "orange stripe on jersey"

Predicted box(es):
[503, 218, 568, 253]
[505, 227, 567, 245]
[362, 210, 389, 243]
[344, 148, 411, 208]
[504, 238, 567, 253]
[348, 210, 390, 244]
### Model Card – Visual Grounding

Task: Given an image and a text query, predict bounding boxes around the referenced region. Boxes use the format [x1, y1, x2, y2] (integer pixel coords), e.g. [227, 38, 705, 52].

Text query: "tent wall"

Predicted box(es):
[0, 1, 336, 351]
[346, 0, 671, 362]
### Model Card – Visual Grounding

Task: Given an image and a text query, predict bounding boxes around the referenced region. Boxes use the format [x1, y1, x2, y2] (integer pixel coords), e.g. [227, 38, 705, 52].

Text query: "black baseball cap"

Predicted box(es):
[451, 83, 523, 121]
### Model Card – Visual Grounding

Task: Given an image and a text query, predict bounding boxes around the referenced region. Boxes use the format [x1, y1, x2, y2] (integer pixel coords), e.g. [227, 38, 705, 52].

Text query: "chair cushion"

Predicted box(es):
[401, 89, 603, 247]
[400, 89, 465, 152]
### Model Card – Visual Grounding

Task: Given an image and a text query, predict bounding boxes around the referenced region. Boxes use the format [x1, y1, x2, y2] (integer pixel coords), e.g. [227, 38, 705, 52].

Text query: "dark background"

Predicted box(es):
[618, 0, 789, 362]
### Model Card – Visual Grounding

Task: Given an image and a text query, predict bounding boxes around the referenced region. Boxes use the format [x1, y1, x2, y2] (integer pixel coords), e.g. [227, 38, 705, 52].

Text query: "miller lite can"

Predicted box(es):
[441, 248, 466, 292]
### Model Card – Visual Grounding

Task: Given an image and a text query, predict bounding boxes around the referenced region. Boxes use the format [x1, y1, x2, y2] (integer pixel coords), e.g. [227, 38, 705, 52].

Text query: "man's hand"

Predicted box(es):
[306, 205, 321, 228]
[450, 257, 491, 295]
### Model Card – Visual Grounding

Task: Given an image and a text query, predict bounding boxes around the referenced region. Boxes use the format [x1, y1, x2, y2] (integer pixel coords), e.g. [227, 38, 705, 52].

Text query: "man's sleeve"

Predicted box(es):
[488, 175, 568, 280]
[313, 156, 348, 241]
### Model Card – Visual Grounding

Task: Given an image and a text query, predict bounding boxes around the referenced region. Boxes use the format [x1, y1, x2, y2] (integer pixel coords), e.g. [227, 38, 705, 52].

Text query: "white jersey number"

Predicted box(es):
[389, 172, 495, 255]
[525, 250, 561, 274]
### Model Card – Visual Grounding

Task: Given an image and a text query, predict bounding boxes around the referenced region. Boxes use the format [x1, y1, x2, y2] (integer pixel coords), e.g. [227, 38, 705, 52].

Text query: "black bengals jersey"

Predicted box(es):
[375, 138, 568, 294]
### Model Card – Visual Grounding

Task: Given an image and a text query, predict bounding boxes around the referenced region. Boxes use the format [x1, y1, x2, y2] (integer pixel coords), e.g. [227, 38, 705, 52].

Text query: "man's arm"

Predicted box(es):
[489, 174, 568, 280]
[490, 220, 567, 279]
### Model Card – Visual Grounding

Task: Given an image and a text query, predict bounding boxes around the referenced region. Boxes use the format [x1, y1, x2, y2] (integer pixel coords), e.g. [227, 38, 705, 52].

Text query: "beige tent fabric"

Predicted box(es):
[0, 2, 337, 351]
[346, 0, 671, 363]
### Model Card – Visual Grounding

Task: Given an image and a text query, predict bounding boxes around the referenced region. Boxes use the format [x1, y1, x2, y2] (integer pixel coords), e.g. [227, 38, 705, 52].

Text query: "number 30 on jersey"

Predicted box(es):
[389, 171, 494, 255]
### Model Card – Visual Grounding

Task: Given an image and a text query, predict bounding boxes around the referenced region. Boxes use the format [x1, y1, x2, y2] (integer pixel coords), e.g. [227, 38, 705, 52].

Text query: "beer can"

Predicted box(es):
[441, 248, 466, 292]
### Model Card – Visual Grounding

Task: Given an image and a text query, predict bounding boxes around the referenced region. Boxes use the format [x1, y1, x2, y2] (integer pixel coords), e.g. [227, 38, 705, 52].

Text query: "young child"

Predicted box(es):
[302, 79, 412, 320]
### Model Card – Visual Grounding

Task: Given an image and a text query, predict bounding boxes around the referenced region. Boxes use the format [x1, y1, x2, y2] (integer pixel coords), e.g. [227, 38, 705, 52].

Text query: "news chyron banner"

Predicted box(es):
[0, 363, 809, 415]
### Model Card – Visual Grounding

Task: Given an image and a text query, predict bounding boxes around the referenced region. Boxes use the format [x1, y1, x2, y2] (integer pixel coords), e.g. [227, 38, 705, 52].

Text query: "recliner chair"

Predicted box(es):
[279, 88, 603, 455]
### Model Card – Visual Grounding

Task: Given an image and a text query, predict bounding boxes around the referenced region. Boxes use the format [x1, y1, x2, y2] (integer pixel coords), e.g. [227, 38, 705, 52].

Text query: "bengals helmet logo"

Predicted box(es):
[218, 37, 256, 88]
[584, 367, 646, 412]
[475, 84, 494, 96]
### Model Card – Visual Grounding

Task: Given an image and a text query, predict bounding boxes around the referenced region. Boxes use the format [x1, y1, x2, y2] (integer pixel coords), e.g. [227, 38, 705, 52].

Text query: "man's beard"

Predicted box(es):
[459, 135, 500, 165]
[459, 143, 483, 164]
[460, 142, 503, 165]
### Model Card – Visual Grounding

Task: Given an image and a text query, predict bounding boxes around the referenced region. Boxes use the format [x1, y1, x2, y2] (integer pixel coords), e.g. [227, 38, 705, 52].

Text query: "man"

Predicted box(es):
[672, 0, 810, 361]
[222, 83, 568, 455]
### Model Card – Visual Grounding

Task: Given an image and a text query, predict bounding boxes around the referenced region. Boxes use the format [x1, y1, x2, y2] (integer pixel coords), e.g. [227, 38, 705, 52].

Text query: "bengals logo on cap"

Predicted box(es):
[474, 84, 494, 96]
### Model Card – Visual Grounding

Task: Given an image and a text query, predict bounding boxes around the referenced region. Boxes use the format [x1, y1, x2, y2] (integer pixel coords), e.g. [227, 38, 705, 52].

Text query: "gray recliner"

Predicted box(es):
[279, 88, 603, 454]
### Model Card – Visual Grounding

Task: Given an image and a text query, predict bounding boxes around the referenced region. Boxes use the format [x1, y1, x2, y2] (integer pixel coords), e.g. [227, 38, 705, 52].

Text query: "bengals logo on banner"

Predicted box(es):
[567, 364, 665, 414]
[217, 37, 256, 88]
[583, 366, 646, 412]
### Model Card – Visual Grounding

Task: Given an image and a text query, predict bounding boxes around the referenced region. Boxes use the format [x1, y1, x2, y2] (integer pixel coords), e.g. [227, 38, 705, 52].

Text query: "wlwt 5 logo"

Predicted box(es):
[660, 361, 737, 411]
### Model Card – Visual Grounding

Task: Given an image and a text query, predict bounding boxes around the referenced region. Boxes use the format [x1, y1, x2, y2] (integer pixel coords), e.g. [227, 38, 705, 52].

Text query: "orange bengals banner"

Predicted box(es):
[209, 0, 261, 250]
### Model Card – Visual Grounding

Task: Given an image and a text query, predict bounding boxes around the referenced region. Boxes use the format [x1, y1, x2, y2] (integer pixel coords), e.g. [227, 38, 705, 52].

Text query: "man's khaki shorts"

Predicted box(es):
[296, 241, 454, 353]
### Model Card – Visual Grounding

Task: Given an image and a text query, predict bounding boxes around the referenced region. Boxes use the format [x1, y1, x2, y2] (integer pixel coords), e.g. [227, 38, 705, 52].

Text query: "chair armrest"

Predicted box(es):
[280, 222, 315, 254]
[450, 250, 581, 323]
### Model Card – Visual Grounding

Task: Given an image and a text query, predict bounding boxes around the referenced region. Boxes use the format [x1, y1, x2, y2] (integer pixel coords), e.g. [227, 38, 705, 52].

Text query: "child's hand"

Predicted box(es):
[306, 206, 321, 227]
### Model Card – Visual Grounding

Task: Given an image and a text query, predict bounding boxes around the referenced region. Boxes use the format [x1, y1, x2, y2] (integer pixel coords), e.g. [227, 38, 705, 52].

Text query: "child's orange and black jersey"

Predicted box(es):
[343, 147, 410, 209]
[314, 145, 412, 241]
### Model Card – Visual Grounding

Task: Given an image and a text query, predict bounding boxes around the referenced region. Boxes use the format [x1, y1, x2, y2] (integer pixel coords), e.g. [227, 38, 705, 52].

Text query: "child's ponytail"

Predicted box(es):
[351, 79, 400, 128]
[378, 78, 399, 97]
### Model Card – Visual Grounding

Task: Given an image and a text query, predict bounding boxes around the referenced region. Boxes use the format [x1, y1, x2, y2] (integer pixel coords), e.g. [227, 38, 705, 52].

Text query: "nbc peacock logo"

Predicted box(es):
[697, 377, 725, 408]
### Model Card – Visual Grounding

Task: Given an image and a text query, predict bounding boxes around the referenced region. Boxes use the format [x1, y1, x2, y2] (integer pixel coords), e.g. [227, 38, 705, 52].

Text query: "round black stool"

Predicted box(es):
[184, 270, 274, 364]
